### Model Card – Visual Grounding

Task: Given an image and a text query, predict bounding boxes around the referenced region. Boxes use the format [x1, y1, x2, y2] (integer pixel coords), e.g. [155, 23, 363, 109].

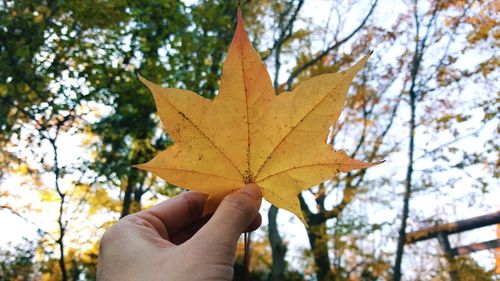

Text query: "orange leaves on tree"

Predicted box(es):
[135, 10, 379, 225]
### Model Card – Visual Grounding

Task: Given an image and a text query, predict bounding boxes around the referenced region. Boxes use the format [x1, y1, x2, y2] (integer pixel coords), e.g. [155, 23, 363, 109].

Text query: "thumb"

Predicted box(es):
[194, 183, 262, 246]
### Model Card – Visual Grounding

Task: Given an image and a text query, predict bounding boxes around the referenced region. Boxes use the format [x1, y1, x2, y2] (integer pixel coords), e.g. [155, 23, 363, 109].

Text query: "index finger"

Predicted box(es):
[145, 191, 208, 234]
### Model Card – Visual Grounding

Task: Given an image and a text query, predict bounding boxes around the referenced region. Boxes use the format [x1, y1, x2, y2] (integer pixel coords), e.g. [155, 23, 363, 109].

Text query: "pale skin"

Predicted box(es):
[97, 183, 262, 281]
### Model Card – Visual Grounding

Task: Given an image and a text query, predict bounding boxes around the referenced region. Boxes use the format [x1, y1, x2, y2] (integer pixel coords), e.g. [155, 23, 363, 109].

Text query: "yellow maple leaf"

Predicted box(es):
[136, 10, 379, 225]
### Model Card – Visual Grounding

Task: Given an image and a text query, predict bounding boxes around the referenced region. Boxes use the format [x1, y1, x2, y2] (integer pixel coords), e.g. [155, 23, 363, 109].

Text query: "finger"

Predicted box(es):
[170, 216, 211, 245]
[144, 191, 208, 234]
[246, 212, 262, 232]
[193, 183, 262, 246]
[118, 213, 175, 247]
[170, 213, 262, 245]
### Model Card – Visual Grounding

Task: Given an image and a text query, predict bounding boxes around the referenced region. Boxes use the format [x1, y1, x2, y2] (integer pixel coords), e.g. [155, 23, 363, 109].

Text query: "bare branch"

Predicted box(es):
[262, 0, 305, 61]
[285, 0, 378, 89]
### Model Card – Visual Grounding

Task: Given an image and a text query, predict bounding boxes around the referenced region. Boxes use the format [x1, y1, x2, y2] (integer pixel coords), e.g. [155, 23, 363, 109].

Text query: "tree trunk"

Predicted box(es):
[133, 182, 145, 213]
[120, 170, 138, 218]
[57, 209, 68, 281]
[50, 136, 68, 281]
[392, 0, 436, 277]
[392, 56, 416, 281]
[393, 173, 411, 281]
[307, 223, 333, 281]
[267, 206, 287, 281]
[120, 180, 134, 218]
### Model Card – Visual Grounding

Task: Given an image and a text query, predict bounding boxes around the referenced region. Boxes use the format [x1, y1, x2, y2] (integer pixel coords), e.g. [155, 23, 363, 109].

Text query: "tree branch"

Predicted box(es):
[285, 0, 378, 89]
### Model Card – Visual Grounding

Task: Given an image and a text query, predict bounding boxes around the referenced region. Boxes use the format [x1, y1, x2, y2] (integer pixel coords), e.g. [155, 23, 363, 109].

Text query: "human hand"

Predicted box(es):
[97, 183, 262, 281]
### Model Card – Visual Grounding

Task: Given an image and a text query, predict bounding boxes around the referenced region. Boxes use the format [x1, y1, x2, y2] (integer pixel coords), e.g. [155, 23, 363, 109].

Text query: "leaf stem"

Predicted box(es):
[244, 232, 251, 281]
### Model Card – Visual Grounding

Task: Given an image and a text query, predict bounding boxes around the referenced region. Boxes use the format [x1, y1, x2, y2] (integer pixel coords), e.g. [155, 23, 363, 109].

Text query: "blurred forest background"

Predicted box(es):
[0, 0, 498, 280]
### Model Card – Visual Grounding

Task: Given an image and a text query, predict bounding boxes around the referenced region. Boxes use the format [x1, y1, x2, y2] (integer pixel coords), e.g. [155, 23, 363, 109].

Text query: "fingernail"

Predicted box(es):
[239, 183, 262, 200]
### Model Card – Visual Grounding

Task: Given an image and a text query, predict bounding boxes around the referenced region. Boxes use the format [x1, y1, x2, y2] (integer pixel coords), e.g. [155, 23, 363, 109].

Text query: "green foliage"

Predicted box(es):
[0, 241, 36, 280]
